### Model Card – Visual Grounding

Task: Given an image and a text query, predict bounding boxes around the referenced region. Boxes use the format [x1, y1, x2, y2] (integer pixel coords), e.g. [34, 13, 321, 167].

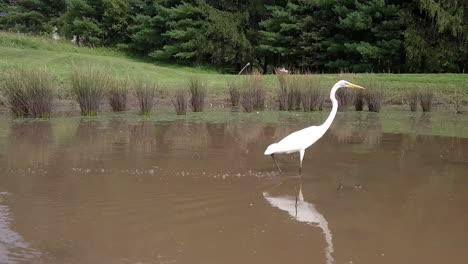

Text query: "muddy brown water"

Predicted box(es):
[0, 115, 467, 264]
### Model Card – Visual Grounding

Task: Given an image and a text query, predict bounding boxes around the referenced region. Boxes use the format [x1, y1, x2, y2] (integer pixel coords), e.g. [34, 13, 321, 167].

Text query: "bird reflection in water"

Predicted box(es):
[263, 182, 334, 264]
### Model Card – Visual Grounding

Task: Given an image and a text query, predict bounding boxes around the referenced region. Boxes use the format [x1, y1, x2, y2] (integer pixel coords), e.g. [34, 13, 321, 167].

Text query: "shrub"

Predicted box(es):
[172, 89, 188, 115]
[360, 76, 385, 112]
[276, 72, 288, 111]
[298, 75, 323, 112]
[354, 90, 365, 111]
[419, 90, 434, 112]
[240, 72, 266, 112]
[287, 76, 302, 111]
[188, 77, 207, 112]
[407, 89, 419, 112]
[227, 79, 240, 107]
[336, 88, 354, 111]
[71, 66, 109, 116]
[133, 79, 157, 115]
[365, 89, 384, 112]
[108, 77, 129, 112]
[2, 67, 55, 118]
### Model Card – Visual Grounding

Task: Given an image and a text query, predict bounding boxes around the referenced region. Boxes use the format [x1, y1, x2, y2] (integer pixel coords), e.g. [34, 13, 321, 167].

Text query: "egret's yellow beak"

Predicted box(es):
[348, 83, 366, 90]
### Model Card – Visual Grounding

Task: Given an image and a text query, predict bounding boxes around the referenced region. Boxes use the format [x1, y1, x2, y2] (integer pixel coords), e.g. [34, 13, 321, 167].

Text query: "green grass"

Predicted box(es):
[0, 31, 467, 99]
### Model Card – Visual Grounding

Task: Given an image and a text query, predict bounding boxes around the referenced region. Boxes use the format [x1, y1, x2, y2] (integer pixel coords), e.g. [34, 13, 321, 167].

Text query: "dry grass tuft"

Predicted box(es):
[227, 79, 241, 107]
[407, 89, 419, 112]
[108, 77, 129, 112]
[354, 90, 365, 111]
[172, 88, 188, 115]
[133, 78, 157, 115]
[71, 65, 109, 116]
[419, 90, 434, 112]
[2, 67, 55, 118]
[188, 77, 207, 112]
[276, 72, 288, 110]
[240, 72, 266, 112]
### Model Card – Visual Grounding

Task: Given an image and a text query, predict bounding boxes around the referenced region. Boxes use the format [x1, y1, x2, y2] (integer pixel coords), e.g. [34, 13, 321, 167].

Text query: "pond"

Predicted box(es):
[0, 110, 467, 264]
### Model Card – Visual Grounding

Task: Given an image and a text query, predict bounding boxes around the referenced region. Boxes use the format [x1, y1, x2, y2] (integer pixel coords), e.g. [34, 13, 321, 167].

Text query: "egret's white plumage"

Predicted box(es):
[263, 184, 334, 264]
[264, 80, 365, 173]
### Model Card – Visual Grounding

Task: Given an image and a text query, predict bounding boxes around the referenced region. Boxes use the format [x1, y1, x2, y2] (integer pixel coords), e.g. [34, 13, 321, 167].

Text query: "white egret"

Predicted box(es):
[263, 184, 334, 264]
[264, 80, 366, 173]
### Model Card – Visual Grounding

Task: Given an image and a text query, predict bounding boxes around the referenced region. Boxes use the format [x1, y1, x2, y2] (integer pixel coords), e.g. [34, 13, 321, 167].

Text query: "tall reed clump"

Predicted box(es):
[71, 66, 109, 116]
[276, 71, 288, 110]
[2, 67, 55, 118]
[337, 72, 355, 111]
[362, 78, 385, 112]
[299, 75, 324, 112]
[227, 79, 240, 107]
[133, 79, 157, 115]
[354, 90, 365, 111]
[188, 77, 207, 112]
[172, 88, 188, 115]
[407, 89, 419, 112]
[336, 89, 354, 111]
[419, 90, 434, 112]
[240, 72, 266, 112]
[287, 76, 302, 111]
[108, 77, 129, 112]
[452, 87, 466, 114]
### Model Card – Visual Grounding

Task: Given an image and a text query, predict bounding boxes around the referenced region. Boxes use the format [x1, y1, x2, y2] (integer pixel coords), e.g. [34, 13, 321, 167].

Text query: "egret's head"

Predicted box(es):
[264, 143, 279, 155]
[337, 80, 366, 90]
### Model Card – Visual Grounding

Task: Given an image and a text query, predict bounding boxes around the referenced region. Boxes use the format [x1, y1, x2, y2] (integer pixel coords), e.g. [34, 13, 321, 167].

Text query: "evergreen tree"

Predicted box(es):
[313, 0, 403, 72]
[0, 0, 66, 33]
[150, 0, 208, 62]
[60, 0, 130, 46]
[204, 7, 253, 68]
[258, 2, 301, 70]
[403, 0, 468, 72]
[128, 0, 168, 56]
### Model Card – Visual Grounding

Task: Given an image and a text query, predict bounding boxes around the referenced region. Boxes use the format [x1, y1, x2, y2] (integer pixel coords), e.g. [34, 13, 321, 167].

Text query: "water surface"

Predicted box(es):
[0, 112, 467, 264]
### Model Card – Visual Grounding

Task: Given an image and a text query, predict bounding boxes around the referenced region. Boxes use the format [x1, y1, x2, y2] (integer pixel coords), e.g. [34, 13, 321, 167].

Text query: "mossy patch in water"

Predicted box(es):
[1, 107, 467, 139]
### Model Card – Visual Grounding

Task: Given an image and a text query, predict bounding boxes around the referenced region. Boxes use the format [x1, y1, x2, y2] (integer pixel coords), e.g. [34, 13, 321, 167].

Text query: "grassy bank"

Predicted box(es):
[0, 32, 466, 91]
[0, 32, 467, 115]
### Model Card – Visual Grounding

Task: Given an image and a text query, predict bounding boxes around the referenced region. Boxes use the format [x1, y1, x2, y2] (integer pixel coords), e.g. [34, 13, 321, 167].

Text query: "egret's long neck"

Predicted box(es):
[321, 85, 340, 131]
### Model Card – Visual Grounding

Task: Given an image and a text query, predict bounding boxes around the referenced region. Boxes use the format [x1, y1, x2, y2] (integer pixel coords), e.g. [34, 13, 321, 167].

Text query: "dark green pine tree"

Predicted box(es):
[60, 0, 130, 46]
[150, 0, 209, 62]
[403, 0, 468, 72]
[204, 7, 253, 68]
[314, 0, 403, 72]
[128, 0, 170, 56]
[0, 0, 66, 33]
[258, 2, 302, 71]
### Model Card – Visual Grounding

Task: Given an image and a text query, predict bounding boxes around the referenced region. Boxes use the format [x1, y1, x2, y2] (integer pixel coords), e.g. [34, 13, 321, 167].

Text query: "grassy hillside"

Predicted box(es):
[0, 32, 467, 97]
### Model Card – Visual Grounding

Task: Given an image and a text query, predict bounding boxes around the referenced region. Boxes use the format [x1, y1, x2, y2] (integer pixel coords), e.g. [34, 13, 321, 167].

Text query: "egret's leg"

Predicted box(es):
[271, 154, 282, 173]
[299, 150, 305, 174]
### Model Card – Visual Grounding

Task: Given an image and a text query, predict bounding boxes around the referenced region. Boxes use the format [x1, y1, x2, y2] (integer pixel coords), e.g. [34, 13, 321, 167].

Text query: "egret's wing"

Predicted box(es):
[276, 126, 321, 152]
